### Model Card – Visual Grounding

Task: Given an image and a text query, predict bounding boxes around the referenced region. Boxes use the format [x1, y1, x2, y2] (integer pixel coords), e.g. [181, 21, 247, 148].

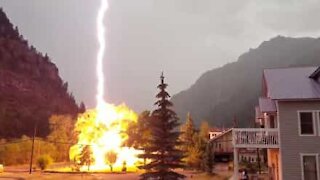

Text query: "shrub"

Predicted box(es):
[36, 154, 53, 170]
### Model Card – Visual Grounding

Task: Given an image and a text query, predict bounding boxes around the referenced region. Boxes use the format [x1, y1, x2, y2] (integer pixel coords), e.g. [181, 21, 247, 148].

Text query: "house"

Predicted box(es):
[209, 129, 265, 164]
[209, 128, 233, 162]
[208, 127, 224, 140]
[232, 66, 320, 180]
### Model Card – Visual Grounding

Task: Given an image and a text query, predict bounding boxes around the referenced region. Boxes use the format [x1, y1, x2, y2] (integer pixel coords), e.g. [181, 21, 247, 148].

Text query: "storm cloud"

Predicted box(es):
[1, 0, 320, 112]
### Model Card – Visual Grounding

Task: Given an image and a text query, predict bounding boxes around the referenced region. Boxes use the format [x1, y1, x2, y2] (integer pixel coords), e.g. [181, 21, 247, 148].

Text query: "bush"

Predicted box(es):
[36, 154, 53, 170]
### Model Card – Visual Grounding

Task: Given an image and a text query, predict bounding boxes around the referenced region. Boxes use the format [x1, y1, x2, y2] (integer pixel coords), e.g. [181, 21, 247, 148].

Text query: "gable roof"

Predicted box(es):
[263, 66, 320, 100]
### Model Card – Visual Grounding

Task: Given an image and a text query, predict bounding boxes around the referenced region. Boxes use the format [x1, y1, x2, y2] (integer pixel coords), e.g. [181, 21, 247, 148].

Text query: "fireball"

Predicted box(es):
[69, 102, 139, 172]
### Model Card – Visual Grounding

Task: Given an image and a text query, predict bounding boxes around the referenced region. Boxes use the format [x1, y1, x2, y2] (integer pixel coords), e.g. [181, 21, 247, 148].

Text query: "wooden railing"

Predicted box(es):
[232, 128, 279, 148]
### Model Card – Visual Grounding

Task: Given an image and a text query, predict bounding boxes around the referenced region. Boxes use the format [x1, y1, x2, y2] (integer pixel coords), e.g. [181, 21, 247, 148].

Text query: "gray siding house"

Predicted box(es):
[232, 66, 320, 180]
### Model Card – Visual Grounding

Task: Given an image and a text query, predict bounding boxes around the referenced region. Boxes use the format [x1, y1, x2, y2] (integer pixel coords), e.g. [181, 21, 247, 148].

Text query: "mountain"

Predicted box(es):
[0, 8, 81, 138]
[171, 36, 320, 127]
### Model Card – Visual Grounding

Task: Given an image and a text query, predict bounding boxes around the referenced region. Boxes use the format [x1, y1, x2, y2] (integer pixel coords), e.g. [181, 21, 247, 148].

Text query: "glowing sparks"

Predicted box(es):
[69, 0, 141, 172]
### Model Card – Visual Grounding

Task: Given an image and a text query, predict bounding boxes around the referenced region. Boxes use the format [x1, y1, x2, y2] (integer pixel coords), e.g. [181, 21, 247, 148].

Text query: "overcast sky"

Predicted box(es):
[1, 0, 320, 112]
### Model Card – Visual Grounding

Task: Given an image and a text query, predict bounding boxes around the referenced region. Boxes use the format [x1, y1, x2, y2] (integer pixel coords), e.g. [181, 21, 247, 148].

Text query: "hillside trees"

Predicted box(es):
[0, 8, 80, 138]
[47, 114, 76, 161]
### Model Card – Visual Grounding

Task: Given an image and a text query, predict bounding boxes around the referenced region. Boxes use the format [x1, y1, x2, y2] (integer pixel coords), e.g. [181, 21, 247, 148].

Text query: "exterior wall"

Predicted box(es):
[212, 131, 233, 152]
[278, 100, 320, 180]
[209, 131, 223, 140]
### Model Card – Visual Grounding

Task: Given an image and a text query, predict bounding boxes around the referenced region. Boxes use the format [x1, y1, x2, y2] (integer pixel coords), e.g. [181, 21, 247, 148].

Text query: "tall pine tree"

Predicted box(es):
[139, 73, 185, 180]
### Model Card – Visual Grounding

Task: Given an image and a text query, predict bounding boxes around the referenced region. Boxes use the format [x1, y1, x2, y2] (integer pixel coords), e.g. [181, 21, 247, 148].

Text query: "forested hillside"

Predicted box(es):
[0, 8, 82, 138]
[172, 36, 320, 127]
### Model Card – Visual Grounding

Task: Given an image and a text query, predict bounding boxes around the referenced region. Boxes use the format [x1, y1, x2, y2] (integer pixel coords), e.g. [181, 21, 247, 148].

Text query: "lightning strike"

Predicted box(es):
[69, 0, 140, 172]
[96, 0, 108, 111]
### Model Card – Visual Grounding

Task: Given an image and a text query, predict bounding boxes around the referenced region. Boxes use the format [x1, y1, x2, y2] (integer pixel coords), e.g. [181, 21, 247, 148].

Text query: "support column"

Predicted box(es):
[233, 147, 239, 180]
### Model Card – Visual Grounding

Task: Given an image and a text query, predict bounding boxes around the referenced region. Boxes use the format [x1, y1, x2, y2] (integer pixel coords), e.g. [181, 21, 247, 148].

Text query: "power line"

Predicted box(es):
[0, 139, 32, 146]
[0, 138, 117, 147]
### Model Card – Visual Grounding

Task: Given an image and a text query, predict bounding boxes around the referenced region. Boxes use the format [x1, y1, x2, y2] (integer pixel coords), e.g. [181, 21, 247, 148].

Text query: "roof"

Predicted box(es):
[259, 97, 276, 113]
[263, 66, 320, 100]
[209, 128, 233, 142]
[209, 127, 223, 132]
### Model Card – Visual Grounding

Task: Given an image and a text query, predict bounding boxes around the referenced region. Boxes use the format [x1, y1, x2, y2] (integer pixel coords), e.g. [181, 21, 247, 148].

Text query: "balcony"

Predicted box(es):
[232, 128, 279, 148]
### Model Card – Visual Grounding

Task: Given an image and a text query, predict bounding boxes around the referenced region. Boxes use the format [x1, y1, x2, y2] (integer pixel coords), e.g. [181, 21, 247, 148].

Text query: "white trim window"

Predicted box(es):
[301, 154, 319, 180]
[298, 111, 316, 136]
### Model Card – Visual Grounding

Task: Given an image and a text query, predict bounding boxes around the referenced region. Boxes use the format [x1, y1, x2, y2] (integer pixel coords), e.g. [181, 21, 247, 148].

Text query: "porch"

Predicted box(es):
[232, 128, 279, 148]
[232, 128, 280, 179]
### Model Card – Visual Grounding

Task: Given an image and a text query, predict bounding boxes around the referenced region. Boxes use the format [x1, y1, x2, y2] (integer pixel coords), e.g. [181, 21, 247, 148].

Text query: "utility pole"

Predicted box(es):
[257, 148, 261, 174]
[29, 124, 37, 174]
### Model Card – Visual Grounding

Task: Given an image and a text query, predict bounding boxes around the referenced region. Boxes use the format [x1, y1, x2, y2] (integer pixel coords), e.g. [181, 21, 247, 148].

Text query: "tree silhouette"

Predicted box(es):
[139, 73, 185, 180]
[105, 151, 117, 172]
[79, 145, 94, 171]
[79, 102, 86, 113]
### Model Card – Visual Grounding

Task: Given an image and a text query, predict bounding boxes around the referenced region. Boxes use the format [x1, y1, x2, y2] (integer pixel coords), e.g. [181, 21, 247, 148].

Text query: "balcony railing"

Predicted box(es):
[232, 128, 279, 148]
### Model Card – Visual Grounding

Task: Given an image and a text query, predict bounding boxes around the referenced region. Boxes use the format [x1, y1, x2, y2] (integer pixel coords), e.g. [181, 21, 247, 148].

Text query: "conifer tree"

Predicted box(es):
[180, 112, 195, 147]
[179, 113, 196, 168]
[139, 73, 185, 180]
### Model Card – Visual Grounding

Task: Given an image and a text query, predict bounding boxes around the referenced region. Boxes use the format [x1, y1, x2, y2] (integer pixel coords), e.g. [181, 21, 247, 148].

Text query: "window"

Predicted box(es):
[270, 115, 276, 128]
[299, 112, 315, 136]
[301, 154, 319, 180]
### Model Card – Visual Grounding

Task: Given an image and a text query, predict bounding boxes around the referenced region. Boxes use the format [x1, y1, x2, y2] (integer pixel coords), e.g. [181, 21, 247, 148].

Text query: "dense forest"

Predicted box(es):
[0, 8, 83, 138]
[172, 36, 320, 127]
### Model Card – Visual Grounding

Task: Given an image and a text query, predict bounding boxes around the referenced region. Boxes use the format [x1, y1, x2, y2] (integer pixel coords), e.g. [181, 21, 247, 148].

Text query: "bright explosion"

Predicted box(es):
[69, 0, 140, 172]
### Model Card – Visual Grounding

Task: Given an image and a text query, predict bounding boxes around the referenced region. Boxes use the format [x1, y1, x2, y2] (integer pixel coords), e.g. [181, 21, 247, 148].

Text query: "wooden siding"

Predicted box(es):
[278, 100, 320, 180]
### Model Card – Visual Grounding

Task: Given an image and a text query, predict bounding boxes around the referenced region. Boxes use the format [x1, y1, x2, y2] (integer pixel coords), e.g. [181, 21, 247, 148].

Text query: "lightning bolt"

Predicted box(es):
[96, 0, 108, 111]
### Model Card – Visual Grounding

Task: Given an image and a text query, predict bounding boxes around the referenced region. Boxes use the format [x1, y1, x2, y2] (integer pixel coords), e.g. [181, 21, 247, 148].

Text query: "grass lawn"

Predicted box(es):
[0, 171, 233, 180]
[182, 171, 232, 180]
[0, 164, 233, 180]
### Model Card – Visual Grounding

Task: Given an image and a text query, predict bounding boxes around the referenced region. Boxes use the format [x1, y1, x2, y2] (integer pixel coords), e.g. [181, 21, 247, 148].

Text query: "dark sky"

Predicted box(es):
[1, 0, 320, 112]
